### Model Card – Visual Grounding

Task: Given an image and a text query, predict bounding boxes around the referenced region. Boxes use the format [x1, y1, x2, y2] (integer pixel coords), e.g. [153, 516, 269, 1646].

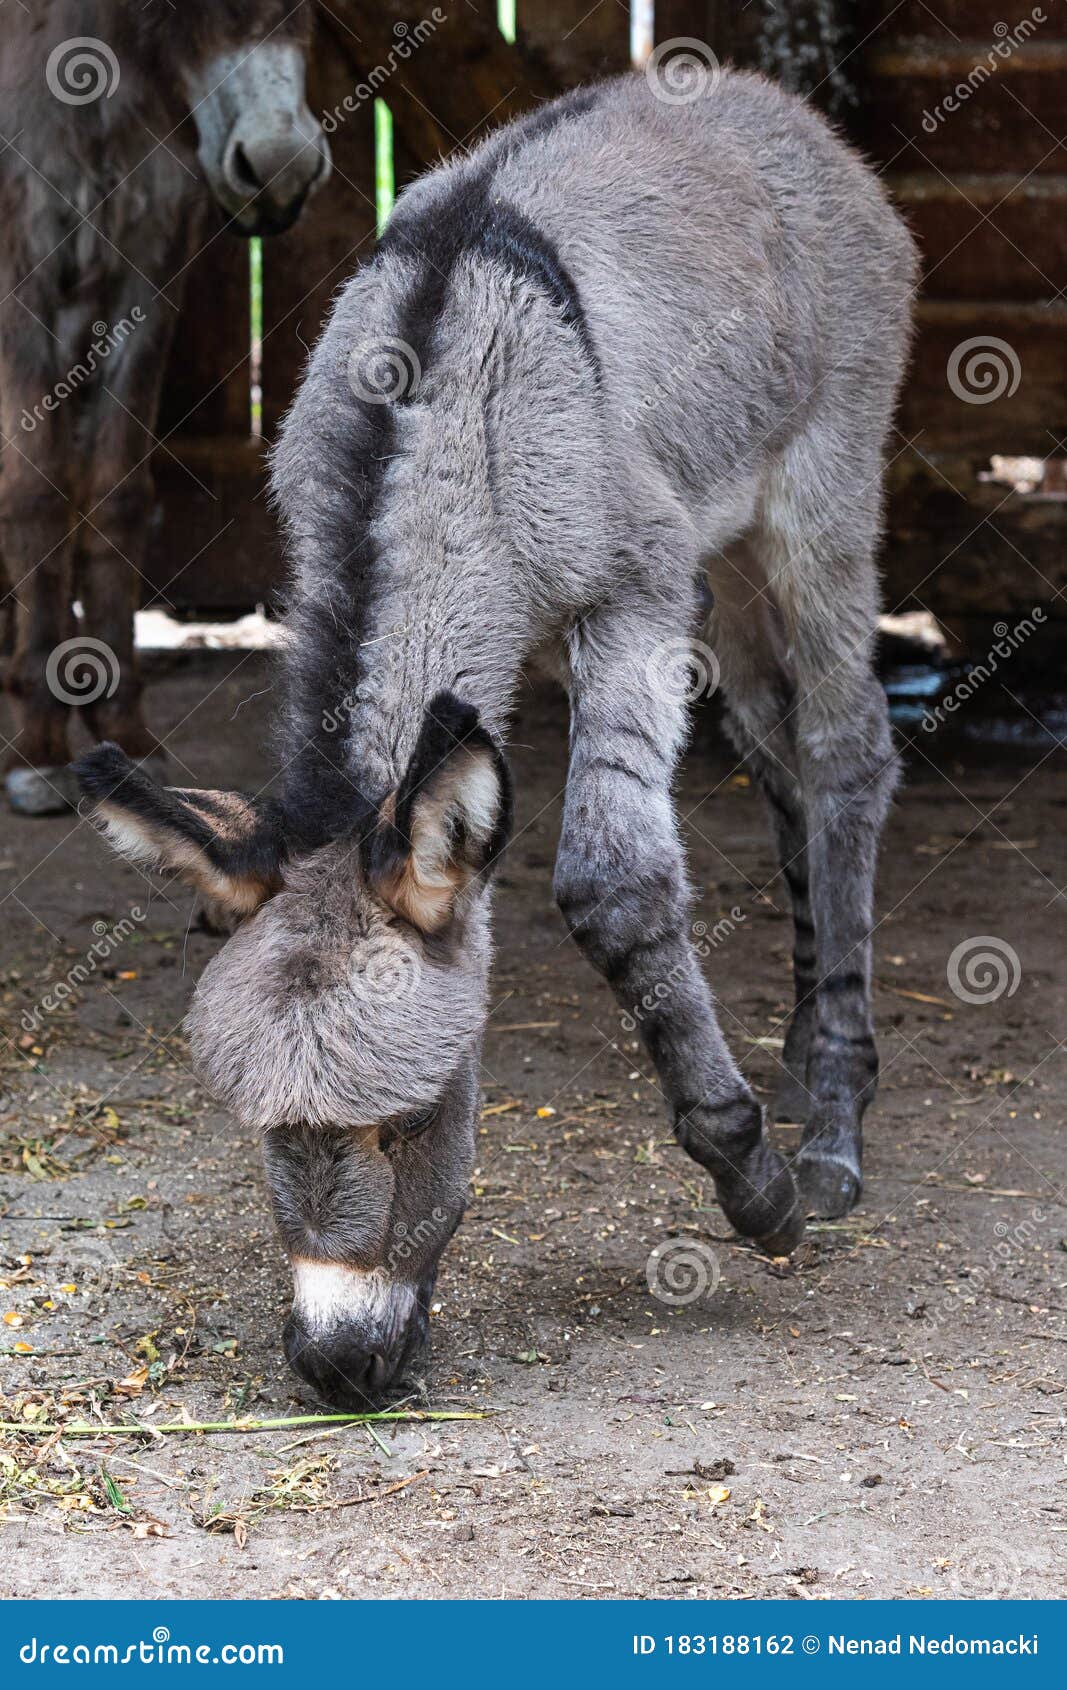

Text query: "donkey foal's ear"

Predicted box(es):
[365, 692, 512, 934]
[74, 743, 285, 920]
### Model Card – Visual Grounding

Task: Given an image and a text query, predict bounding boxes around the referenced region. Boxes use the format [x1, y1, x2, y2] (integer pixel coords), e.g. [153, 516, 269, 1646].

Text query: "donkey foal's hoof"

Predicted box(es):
[5, 765, 79, 815]
[754, 1200, 806, 1257]
[795, 1151, 862, 1219]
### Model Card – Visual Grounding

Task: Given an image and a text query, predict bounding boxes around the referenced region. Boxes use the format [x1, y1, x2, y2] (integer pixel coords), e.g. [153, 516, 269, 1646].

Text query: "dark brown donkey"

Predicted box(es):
[0, 2, 330, 813]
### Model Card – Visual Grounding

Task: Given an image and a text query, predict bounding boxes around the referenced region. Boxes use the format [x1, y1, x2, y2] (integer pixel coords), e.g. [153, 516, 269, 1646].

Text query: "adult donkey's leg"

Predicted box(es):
[76, 471, 167, 770]
[0, 374, 78, 813]
[554, 593, 803, 1254]
[764, 446, 900, 1218]
[77, 290, 188, 770]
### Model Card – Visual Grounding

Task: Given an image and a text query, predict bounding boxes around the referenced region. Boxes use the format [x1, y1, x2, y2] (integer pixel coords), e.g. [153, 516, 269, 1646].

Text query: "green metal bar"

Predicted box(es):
[497, 0, 517, 46]
[374, 99, 395, 236]
[248, 235, 263, 437]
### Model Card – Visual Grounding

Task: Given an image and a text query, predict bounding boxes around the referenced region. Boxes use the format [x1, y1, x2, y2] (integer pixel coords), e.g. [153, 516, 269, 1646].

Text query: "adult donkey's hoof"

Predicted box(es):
[5, 765, 80, 815]
[794, 1149, 862, 1219]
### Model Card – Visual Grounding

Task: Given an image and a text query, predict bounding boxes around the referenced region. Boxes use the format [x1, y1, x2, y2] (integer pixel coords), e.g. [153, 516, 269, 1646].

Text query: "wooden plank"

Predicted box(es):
[898, 301, 1067, 454]
[260, 18, 380, 436]
[316, 0, 558, 168]
[654, 2, 718, 49]
[157, 240, 251, 439]
[892, 173, 1067, 300]
[868, 44, 1067, 176]
[142, 440, 284, 613]
[872, 3, 1067, 40]
[884, 448, 1067, 621]
[518, 0, 632, 83]
[719, 0, 862, 115]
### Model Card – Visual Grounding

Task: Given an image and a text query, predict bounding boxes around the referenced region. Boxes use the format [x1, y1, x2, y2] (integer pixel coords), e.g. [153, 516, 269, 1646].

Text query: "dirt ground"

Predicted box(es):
[1, 653, 1064, 1601]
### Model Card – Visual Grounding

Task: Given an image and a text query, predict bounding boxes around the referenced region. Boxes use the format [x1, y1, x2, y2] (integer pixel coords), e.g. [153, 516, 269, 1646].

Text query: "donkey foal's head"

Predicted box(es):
[76, 697, 511, 1408]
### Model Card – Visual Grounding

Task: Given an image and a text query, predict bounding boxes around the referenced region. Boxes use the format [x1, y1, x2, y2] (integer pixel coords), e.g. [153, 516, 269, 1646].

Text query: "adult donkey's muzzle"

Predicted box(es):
[282, 1261, 430, 1408]
[185, 40, 331, 239]
[220, 115, 330, 236]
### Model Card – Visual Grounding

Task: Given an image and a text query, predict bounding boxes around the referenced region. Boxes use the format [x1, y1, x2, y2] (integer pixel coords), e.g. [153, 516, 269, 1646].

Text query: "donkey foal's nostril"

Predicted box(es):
[362, 1351, 388, 1396]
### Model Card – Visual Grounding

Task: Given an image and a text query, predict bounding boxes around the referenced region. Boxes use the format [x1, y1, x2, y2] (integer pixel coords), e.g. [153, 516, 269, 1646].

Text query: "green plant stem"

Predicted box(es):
[0, 1410, 484, 1438]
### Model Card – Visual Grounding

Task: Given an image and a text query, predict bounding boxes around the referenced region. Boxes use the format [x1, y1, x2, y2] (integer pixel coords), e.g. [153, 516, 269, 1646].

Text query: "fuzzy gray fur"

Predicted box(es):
[88, 68, 918, 1407]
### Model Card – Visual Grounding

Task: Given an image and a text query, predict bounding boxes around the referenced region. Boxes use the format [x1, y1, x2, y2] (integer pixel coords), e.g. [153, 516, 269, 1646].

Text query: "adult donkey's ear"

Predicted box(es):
[364, 692, 513, 935]
[74, 743, 286, 919]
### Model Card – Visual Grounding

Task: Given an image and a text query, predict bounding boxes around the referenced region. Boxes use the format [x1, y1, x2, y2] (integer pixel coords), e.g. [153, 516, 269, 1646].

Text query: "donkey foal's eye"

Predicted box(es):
[378, 1104, 439, 1150]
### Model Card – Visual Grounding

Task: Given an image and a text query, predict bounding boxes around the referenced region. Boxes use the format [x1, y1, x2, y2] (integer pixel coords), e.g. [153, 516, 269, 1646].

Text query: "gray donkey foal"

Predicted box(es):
[77, 71, 917, 1408]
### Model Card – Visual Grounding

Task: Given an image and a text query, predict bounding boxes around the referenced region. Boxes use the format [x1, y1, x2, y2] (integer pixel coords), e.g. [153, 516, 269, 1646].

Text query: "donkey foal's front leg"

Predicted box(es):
[555, 612, 803, 1255]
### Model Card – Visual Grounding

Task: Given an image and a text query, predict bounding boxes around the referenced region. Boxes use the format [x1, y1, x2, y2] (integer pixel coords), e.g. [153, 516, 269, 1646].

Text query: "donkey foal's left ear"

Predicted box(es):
[73, 743, 285, 921]
[365, 692, 513, 934]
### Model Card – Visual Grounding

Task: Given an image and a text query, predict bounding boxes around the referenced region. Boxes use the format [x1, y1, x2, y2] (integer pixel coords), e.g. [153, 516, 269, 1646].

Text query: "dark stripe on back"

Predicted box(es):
[278, 89, 604, 845]
[379, 87, 603, 391]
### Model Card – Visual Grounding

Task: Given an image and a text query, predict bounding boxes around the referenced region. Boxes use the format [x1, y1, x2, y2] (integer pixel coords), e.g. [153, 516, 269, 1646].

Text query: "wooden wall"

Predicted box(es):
[149, 1, 1066, 625]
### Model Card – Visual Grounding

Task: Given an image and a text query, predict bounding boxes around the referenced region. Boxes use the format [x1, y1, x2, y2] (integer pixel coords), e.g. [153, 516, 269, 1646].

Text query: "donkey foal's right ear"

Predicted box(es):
[74, 743, 285, 920]
[364, 693, 513, 934]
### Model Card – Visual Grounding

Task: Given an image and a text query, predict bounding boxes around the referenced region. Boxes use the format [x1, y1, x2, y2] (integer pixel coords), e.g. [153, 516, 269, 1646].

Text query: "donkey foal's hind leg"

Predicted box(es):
[769, 473, 900, 1218]
[554, 597, 804, 1255]
[708, 552, 818, 1128]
